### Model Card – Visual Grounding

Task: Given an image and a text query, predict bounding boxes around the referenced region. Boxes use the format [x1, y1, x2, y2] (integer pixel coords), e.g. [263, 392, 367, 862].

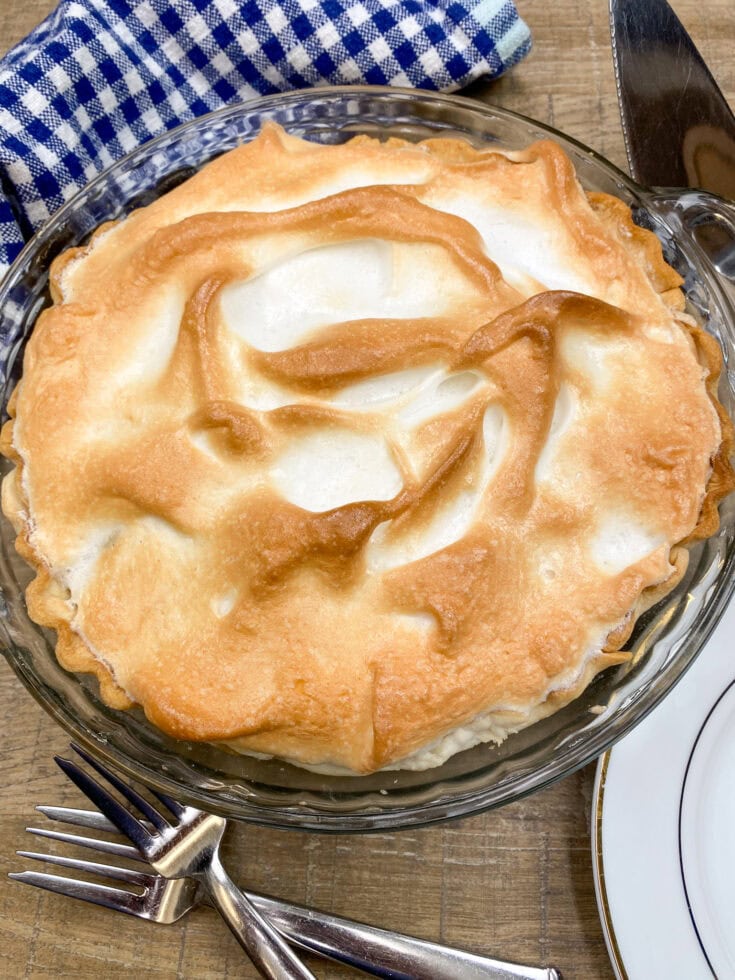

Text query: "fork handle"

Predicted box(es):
[250, 892, 561, 980]
[202, 854, 317, 980]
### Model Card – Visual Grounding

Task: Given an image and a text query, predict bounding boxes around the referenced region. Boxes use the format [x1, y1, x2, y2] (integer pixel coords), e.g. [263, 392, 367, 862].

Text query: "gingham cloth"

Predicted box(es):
[0, 0, 531, 279]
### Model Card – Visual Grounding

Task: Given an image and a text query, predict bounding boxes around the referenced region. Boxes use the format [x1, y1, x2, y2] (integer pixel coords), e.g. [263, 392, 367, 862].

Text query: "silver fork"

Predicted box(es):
[14, 805, 204, 922]
[54, 743, 315, 980]
[10, 747, 562, 980]
[12, 806, 562, 980]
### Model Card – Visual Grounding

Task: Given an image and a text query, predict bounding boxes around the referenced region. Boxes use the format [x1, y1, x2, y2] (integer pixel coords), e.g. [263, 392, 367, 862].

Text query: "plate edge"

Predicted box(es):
[591, 751, 629, 980]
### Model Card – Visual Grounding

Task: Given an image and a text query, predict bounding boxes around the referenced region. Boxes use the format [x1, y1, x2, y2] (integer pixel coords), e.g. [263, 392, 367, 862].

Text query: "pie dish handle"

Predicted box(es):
[645, 188, 735, 286]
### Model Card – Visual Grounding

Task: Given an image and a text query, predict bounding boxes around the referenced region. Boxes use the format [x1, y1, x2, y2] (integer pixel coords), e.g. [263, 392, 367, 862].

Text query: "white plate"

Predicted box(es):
[592, 597, 735, 980]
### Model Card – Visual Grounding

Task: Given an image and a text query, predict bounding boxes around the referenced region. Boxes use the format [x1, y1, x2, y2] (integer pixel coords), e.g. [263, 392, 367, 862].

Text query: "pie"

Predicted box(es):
[2, 123, 733, 773]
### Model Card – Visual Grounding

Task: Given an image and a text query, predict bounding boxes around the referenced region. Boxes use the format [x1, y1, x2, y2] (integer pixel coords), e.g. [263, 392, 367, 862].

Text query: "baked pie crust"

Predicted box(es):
[2, 124, 733, 773]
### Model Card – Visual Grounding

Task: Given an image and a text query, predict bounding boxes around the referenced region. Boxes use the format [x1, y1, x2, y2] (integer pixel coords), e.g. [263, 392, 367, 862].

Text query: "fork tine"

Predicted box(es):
[16, 850, 154, 887]
[9, 870, 146, 916]
[149, 789, 187, 819]
[38, 805, 155, 839]
[54, 756, 154, 854]
[36, 805, 119, 834]
[26, 825, 145, 862]
[69, 744, 170, 832]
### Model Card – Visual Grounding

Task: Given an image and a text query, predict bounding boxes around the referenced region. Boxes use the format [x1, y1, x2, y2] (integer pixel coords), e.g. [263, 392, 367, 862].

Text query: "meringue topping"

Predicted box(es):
[2, 123, 731, 773]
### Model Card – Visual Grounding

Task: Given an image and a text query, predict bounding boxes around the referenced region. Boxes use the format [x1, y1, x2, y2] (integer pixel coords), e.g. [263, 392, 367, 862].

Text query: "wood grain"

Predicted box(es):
[1, 1, 733, 977]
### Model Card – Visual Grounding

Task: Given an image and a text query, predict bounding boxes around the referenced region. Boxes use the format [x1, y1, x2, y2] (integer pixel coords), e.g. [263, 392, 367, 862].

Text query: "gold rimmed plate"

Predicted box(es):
[592, 597, 735, 978]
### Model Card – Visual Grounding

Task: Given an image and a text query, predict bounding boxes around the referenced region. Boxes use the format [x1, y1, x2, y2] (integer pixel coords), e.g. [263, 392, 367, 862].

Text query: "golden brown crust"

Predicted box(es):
[2, 123, 732, 772]
[586, 191, 686, 308]
[679, 322, 735, 541]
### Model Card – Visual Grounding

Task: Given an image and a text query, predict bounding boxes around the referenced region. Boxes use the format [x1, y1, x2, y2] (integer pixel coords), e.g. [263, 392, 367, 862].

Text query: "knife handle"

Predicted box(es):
[251, 891, 562, 980]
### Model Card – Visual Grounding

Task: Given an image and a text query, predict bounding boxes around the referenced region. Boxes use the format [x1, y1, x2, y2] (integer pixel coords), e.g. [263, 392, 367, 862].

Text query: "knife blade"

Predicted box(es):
[610, 0, 735, 199]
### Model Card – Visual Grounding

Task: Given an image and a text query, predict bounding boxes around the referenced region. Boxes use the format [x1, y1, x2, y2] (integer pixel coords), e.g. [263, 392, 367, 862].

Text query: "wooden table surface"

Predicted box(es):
[1, 2, 733, 978]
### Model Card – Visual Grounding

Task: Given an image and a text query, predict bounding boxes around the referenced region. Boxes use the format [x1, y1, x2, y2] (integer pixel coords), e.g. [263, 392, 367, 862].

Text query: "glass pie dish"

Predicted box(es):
[1, 86, 734, 832]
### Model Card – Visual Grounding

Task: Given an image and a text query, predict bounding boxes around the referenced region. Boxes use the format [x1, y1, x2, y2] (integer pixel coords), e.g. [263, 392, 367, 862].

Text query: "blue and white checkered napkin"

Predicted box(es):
[0, 0, 531, 279]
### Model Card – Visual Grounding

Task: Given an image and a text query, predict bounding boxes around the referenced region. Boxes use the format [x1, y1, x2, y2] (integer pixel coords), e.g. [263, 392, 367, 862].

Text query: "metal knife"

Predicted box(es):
[609, 0, 735, 281]
[610, 0, 735, 198]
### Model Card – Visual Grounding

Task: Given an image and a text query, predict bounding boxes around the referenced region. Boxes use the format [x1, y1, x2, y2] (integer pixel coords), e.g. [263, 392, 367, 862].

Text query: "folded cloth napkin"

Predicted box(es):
[0, 0, 531, 278]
